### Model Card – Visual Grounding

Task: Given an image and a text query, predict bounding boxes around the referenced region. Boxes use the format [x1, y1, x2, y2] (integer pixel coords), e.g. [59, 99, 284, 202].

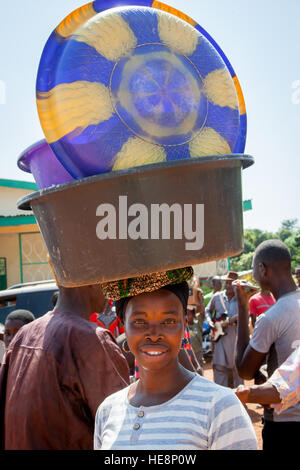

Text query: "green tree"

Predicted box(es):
[230, 219, 300, 273]
[280, 219, 298, 231]
[230, 252, 254, 272]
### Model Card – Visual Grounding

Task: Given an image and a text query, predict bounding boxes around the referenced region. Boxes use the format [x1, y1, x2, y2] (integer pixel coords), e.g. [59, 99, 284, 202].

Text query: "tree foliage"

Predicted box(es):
[230, 219, 300, 272]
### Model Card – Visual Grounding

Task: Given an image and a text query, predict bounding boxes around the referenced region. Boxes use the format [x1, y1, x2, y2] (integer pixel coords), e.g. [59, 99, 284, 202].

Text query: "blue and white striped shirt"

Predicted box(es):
[94, 375, 257, 450]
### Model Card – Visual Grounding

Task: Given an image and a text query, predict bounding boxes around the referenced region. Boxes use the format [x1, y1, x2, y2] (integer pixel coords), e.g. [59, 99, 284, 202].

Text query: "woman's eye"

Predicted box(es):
[163, 318, 177, 325]
[133, 319, 146, 326]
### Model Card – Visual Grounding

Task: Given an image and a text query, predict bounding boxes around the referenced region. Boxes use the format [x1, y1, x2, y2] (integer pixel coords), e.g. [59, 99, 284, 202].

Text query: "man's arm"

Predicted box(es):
[205, 296, 216, 329]
[235, 383, 281, 405]
[235, 284, 267, 380]
[236, 346, 300, 409]
[197, 289, 205, 321]
[250, 314, 256, 328]
[77, 328, 130, 418]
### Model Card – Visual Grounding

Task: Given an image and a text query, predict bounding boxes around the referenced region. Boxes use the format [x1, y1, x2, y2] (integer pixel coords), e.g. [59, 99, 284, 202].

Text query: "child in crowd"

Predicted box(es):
[3, 309, 35, 350]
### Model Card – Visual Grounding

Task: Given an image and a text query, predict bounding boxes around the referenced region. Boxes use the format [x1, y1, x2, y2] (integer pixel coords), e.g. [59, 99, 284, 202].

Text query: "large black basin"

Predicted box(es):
[18, 155, 254, 286]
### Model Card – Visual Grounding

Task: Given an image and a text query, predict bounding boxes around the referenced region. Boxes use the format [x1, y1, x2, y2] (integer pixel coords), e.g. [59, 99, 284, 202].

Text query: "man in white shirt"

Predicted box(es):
[235, 239, 300, 450]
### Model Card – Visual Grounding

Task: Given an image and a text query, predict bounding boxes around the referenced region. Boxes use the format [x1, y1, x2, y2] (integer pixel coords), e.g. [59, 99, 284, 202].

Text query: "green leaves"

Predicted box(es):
[230, 219, 300, 272]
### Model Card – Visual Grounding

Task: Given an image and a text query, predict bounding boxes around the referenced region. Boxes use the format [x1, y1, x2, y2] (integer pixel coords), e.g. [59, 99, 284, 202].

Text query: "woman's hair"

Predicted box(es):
[5, 309, 35, 325]
[115, 281, 189, 322]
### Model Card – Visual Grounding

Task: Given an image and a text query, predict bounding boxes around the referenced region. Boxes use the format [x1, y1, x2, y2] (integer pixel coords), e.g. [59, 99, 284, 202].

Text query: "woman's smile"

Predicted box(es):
[139, 343, 169, 359]
[124, 289, 185, 371]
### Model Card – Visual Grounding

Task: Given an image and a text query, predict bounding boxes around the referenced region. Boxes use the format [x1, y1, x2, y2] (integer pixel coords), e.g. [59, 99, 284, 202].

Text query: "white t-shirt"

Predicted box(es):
[94, 374, 257, 450]
[250, 289, 300, 422]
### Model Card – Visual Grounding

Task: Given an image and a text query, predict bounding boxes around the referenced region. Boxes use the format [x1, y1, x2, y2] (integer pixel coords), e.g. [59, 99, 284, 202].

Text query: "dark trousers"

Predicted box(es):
[262, 419, 300, 450]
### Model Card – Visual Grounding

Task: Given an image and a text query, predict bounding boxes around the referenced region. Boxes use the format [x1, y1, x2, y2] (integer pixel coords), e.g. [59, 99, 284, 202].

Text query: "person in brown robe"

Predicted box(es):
[0, 283, 130, 450]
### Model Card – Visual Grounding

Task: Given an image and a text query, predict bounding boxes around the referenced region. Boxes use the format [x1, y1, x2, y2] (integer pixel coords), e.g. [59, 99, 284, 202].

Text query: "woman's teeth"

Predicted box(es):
[145, 351, 164, 356]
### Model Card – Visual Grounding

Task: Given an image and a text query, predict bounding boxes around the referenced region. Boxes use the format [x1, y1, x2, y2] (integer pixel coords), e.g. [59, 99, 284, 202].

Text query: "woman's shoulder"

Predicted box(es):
[187, 374, 231, 392]
[185, 376, 250, 427]
[97, 384, 130, 414]
[183, 374, 239, 404]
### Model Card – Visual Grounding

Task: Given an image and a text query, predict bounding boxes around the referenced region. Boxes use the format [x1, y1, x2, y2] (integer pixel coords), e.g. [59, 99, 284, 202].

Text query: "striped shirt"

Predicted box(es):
[94, 375, 257, 450]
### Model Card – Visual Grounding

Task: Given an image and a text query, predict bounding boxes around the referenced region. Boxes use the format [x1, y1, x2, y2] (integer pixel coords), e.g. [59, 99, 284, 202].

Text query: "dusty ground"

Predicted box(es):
[202, 359, 263, 450]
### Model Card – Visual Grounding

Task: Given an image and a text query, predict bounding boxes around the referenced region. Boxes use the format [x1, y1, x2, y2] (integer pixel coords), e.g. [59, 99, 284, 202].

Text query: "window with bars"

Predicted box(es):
[19, 233, 53, 283]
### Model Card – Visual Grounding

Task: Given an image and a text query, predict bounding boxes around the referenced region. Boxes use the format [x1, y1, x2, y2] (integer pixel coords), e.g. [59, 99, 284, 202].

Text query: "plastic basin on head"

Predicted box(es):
[18, 154, 254, 286]
[17, 140, 74, 190]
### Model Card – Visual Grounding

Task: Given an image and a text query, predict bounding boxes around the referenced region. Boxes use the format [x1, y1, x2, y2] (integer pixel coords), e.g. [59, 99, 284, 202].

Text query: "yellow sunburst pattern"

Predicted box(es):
[36, 1, 246, 178]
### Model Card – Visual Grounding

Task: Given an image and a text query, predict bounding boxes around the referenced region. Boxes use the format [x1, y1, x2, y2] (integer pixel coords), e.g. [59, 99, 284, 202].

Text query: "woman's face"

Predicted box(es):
[124, 289, 185, 372]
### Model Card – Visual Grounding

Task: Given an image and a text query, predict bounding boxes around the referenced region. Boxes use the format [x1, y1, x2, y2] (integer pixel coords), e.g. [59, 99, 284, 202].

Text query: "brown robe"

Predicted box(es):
[0, 310, 130, 450]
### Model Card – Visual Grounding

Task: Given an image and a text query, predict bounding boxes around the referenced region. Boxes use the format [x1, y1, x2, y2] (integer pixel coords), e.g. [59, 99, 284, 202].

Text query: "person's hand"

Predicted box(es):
[228, 315, 238, 326]
[234, 281, 255, 310]
[235, 385, 251, 404]
[254, 369, 268, 385]
[261, 404, 273, 411]
[222, 318, 229, 329]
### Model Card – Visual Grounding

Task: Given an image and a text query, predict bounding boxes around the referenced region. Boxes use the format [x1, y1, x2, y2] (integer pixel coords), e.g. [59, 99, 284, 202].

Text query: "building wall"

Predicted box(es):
[0, 231, 54, 287]
[0, 181, 55, 287]
[0, 233, 21, 287]
[0, 187, 34, 216]
[19, 232, 53, 283]
[193, 259, 229, 278]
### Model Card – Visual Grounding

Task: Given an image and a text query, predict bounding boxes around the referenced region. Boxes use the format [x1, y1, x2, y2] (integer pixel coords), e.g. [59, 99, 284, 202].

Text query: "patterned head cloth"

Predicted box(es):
[101, 267, 194, 301]
[101, 266, 194, 322]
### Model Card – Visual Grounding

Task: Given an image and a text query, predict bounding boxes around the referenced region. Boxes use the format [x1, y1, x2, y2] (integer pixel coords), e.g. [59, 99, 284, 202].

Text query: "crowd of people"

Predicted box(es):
[0, 239, 299, 450]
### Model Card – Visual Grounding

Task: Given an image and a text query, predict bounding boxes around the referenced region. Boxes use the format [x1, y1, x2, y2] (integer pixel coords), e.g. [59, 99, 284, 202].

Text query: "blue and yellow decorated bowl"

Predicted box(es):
[36, 0, 247, 179]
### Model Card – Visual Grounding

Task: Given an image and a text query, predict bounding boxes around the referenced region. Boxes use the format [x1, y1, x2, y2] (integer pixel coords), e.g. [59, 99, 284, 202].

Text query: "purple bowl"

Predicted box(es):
[17, 140, 74, 189]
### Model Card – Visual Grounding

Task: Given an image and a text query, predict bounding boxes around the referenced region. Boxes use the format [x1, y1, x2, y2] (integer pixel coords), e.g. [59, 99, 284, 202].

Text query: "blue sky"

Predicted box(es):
[0, 0, 299, 232]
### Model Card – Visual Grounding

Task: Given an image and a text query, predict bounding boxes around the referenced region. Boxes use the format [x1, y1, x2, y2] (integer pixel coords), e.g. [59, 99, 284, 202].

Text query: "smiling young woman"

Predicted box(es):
[93, 267, 258, 450]
[124, 288, 194, 407]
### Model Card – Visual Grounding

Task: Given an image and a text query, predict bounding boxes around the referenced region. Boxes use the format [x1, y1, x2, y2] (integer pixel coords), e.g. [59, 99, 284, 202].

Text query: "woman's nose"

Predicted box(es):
[145, 323, 163, 340]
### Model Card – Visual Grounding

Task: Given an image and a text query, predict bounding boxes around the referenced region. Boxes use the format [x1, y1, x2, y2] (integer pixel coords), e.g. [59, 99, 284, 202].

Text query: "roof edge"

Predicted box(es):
[0, 178, 38, 191]
[0, 215, 36, 226]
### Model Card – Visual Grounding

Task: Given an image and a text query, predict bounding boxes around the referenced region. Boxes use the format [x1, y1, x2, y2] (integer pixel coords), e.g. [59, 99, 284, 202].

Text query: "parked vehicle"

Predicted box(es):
[0, 280, 58, 324]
